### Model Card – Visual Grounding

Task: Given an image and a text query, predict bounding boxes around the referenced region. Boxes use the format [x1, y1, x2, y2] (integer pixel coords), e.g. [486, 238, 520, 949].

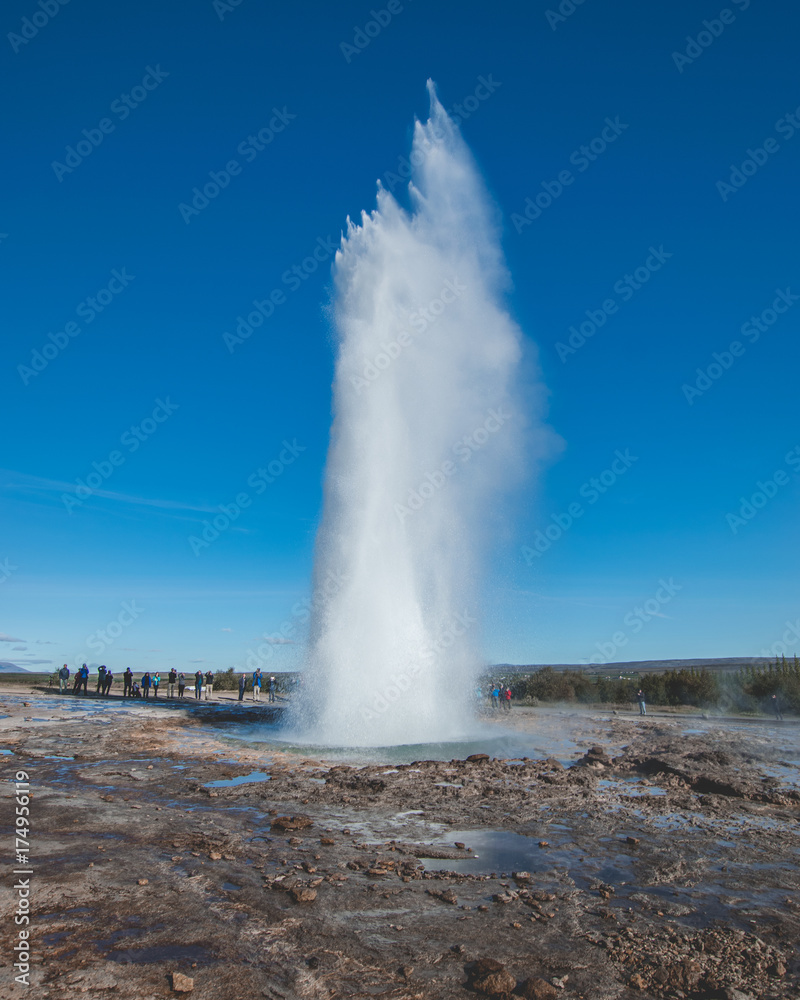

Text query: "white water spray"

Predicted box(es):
[299, 83, 543, 746]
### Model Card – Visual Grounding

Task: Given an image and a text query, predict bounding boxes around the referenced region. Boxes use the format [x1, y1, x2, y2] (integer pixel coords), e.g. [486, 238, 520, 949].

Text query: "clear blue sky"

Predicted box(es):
[3, 0, 799, 673]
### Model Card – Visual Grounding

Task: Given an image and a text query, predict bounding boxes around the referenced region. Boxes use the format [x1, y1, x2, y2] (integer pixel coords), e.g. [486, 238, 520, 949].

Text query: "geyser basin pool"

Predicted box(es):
[298, 82, 553, 748]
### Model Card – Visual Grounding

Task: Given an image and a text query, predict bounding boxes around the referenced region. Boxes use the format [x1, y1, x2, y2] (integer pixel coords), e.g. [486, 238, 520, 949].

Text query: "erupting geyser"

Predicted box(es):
[297, 82, 545, 746]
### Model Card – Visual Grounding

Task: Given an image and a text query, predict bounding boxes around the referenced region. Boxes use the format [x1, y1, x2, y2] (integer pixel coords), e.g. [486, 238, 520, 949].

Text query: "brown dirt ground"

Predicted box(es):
[0, 690, 797, 1000]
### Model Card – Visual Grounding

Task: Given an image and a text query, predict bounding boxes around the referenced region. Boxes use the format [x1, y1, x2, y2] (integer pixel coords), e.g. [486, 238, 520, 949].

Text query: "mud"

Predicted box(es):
[0, 694, 797, 1000]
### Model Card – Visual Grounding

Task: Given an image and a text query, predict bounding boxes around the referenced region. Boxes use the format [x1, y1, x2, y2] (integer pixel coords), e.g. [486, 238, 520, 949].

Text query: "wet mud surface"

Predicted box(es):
[0, 695, 798, 999]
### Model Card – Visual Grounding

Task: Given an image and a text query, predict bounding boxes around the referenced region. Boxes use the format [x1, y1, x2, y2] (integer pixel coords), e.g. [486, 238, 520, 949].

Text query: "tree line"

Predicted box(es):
[507, 657, 799, 713]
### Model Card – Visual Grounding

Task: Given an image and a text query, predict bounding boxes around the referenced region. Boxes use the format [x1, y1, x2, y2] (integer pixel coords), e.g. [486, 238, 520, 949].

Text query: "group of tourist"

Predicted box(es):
[55, 663, 280, 703]
[488, 683, 513, 711]
[239, 669, 277, 702]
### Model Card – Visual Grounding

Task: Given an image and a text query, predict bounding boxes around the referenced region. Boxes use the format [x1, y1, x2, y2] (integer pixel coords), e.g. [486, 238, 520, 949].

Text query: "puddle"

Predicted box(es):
[0, 748, 14, 755]
[221, 882, 240, 891]
[204, 771, 270, 788]
[105, 944, 209, 965]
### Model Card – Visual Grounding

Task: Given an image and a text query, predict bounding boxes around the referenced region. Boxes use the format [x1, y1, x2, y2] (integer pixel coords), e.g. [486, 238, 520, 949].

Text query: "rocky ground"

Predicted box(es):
[0, 692, 797, 1000]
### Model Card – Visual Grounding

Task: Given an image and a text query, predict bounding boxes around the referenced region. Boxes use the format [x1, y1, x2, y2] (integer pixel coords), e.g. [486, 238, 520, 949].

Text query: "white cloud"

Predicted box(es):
[0, 633, 25, 643]
[221, 627, 232, 632]
[257, 636, 295, 645]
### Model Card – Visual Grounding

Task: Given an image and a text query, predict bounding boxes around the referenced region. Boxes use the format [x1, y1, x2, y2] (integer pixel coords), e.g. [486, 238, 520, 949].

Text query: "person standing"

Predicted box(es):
[178, 672, 186, 698]
[252, 668, 262, 701]
[123, 667, 133, 698]
[204, 670, 214, 700]
[152, 672, 160, 698]
[58, 664, 70, 694]
[96, 664, 107, 695]
[194, 670, 203, 699]
[78, 663, 89, 696]
[491, 685, 500, 710]
[238, 672, 246, 701]
[504, 686, 512, 712]
[142, 671, 152, 700]
[103, 670, 114, 696]
[772, 694, 783, 721]
[167, 668, 177, 698]
[268, 675, 276, 703]
[637, 689, 646, 716]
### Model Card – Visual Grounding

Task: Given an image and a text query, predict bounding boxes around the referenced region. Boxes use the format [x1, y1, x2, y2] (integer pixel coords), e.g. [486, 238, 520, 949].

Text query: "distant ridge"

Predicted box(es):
[489, 657, 776, 674]
[0, 662, 37, 673]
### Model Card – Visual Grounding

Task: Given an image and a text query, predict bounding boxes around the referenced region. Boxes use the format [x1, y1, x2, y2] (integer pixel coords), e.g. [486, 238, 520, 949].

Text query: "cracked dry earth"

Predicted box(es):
[0, 695, 798, 1000]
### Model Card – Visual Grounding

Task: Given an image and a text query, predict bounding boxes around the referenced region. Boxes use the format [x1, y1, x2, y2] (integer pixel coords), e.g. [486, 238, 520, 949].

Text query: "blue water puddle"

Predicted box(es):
[597, 777, 667, 798]
[0, 748, 14, 755]
[221, 882, 240, 891]
[204, 771, 270, 788]
[418, 828, 634, 887]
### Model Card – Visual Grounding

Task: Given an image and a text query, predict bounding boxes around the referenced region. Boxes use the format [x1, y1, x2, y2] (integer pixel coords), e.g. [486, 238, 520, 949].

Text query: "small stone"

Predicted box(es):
[513, 871, 532, 883]
[399, 965, 413, 979]
[625, 836, 640, 845]
[538, 841, 549, 848]
[290, 887, 317, 903]
[272, 814, 313, 831]
[469, 958, 516, 996]
[137, 879, 148, 886]
[209, 852, 222, 861]
[171, 972, 194, 992]
[769, 961, 787, 977]
[467, 753, 490, 762]
[320, 837, 335, 845]
[455, 842, 466, 849]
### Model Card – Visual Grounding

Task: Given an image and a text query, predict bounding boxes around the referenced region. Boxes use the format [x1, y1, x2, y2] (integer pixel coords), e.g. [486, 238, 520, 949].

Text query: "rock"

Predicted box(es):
[208, 852, 222, 861]
[271, 814, 313, 831]
[468, 958, 516, 996]
[628, 973, 646, 990]
[455, 841, 466, 849]
[518, 978, 559, 999]
[512, 871, 532, 883]
[290, 886, 317, 903]
[467, 753, 490, 762]
[398, 965, 414, 979]
[428, 888, 458, 904]
[769, 961, 786, 977]
[319, 837, 335, 845]
[137, 879, 148, 886]
[538, 841, 549, 848]
[492, 891, 517, 904]
[625, 836, 640, 845]
[171, 972, 194, 992]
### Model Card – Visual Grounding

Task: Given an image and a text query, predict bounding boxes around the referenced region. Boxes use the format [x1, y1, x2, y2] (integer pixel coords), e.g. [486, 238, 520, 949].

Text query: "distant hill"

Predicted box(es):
[489, 657, 774, 675]
[0, 662, 37, 673]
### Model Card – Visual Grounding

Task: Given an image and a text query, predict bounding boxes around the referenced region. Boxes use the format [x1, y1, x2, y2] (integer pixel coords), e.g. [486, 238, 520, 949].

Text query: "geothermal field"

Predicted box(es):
[5, 41, 798, 1000]
[1, 690, 797, 999]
